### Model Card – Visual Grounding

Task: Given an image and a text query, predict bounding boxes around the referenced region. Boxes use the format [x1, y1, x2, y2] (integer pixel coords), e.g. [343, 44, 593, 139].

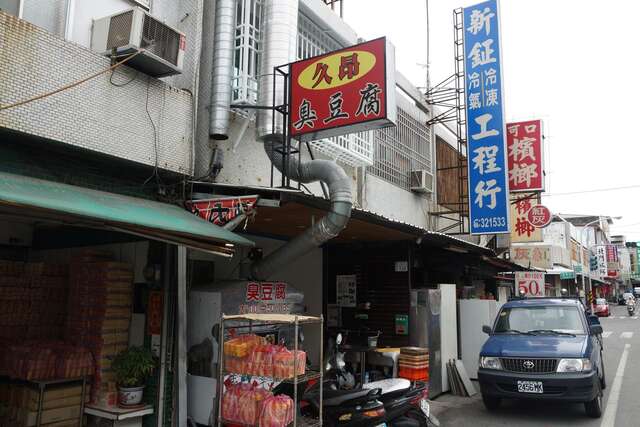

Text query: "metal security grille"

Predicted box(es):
[500, 358, 558, 374]
[141, 14, 180, 65]
[297, 13, 374, 167]
[232, 0, 263, 104]
[106, 11, 134, 49]
[297, 13, 341, 59]
[368, 107, 432, 190]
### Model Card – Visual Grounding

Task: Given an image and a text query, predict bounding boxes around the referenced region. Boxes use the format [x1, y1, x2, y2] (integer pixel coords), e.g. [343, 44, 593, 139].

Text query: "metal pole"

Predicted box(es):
[157, 245, 171, 427]
[177, 245, 188, 427]
[294, 316, 299, 426]
[217, 315, 226, 427]
[319, 315, 324, 426]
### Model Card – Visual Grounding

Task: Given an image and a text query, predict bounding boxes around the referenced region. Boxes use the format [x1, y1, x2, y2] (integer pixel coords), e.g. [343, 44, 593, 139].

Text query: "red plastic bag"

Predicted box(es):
[222, 383, 251, 422]
[247, 344, 278, 377]
[273, 348, 306, 379]
[238, 387, 273, 425]
[258, 395, 294, 427]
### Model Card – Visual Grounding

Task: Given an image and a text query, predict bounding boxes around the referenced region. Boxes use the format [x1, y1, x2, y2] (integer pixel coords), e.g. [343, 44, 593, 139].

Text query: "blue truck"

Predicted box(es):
[478, 297, 605, 418]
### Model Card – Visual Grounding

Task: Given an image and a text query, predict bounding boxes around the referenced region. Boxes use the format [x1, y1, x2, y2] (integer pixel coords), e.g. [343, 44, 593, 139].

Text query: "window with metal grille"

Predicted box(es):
[297, 13, 373, 167]
[368, 105, 433, 191]
[232, 0, 263, 104]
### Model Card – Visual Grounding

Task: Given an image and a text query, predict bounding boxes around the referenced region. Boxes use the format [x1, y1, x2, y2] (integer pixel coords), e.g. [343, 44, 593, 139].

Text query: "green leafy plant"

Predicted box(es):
[111, 346, 156, 388]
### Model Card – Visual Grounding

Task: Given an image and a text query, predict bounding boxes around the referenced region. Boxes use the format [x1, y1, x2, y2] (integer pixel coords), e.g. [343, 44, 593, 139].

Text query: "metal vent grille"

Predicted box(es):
[141, 14, 180, 65]
[106, 11, 134, 49]
[369, 107, 432, 191]
[500, 358, 558, 374]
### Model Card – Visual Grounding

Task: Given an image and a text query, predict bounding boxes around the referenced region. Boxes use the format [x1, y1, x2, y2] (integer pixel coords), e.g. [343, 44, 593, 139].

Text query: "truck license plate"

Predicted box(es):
[517, 380, 543, 394]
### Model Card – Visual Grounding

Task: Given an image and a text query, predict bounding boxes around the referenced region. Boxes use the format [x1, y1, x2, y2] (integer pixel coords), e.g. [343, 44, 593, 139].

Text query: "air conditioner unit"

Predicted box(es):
[91, 8, 185, 77]
[410, 170, 434, 193]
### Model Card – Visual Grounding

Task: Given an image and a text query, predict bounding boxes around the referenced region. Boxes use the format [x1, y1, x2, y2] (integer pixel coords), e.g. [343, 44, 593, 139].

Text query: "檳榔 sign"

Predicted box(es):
[289, 37, 396, 142]
[507, 120, 544, 192]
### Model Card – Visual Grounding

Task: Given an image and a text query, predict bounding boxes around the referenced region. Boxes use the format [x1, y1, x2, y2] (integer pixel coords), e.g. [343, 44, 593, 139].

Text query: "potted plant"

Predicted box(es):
[112, 346, 156, 407]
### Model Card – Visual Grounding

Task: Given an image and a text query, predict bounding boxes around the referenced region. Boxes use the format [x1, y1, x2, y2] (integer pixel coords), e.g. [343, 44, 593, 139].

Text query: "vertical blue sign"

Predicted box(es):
[463, 0, 510, 234]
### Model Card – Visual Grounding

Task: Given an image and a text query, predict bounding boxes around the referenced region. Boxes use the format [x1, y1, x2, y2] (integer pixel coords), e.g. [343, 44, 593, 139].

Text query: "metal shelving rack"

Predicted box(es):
[216, 313, 323, 427]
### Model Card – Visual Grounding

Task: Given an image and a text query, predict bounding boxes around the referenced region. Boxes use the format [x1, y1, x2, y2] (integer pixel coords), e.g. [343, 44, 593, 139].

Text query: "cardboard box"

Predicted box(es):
[17, 405, 80, 427]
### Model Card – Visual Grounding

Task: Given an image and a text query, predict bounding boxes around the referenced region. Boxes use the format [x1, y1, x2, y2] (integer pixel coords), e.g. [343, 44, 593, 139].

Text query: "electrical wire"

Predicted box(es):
[542, 184, 640, 197]
[0, 50, 143, 111]
[109, 68, 138, 87]
[142, 76, 163, 188]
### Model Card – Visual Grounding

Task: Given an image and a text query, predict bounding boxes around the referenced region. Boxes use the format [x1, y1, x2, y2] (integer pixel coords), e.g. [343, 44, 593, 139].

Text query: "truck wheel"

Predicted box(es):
[482, 394, 501, 411]
[600, 356, 607, 390]
[585, 389, 603, 418]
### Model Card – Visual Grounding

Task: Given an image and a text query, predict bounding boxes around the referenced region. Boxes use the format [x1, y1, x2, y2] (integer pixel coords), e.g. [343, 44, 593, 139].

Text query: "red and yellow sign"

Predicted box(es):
[289, 37, 396, 141]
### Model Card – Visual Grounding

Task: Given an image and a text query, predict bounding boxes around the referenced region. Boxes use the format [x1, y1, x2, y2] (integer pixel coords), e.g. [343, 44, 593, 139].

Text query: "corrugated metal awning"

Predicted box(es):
[0, 172, 254, 256]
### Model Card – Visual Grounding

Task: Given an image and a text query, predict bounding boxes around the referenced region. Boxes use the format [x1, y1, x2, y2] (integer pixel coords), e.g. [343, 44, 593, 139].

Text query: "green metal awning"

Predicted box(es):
[0, 172, 254, 256]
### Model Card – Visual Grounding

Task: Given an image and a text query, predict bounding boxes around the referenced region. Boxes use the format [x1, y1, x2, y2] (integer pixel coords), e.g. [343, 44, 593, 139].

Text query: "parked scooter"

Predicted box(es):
[273, 332, 387, 426]
[320, 333, 438, 426]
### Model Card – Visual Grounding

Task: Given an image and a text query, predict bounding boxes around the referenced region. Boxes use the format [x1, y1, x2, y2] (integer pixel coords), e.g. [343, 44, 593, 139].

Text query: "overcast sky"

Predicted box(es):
[342, 0, 640, 241]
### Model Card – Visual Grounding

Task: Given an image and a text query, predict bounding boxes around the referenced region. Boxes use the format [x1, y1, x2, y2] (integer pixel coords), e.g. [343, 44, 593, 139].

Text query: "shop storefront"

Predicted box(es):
[0, 172, 252, 427]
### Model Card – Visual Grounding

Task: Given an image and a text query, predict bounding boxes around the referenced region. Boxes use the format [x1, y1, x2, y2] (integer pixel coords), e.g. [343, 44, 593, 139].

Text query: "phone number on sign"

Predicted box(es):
[473, 217, 507, 229]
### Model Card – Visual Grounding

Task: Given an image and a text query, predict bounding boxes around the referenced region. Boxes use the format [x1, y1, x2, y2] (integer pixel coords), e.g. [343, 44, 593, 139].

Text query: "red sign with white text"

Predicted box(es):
[186, 196, 258, 227]
[289, 37, 396, 141]
[506, 120, 544, 192]
[527, 204, 552, 228]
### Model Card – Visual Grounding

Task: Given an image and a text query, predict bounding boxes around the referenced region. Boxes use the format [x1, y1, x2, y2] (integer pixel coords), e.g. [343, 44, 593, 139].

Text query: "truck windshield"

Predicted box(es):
[494, 306, 586, 335]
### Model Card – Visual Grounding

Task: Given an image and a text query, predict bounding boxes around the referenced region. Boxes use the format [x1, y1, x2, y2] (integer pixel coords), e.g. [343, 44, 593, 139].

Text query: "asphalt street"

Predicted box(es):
[431, 304, 640, 426]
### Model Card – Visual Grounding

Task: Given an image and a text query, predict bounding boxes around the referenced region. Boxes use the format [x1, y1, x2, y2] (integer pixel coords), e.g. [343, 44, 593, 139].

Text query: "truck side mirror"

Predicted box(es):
[482, 325, 492, 335]
[590, 324, 603, 336]
[588, 315, 601, 326]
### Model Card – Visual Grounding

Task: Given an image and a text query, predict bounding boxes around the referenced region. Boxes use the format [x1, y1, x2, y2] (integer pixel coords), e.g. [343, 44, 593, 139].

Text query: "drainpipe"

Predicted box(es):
[209, 0, 236, 140]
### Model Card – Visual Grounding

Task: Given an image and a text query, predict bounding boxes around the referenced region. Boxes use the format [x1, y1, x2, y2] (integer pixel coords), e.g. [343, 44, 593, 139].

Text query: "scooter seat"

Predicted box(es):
[363, 378, 411, 396]
[322, 388, 379, 407]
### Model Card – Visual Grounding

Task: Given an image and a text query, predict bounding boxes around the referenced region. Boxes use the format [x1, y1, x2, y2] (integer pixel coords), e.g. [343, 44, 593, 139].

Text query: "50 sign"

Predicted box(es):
[515, 271, 545, 297]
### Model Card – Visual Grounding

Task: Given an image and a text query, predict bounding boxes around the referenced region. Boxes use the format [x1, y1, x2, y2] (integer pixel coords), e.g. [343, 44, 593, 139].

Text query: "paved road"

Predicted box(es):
[432, 304, 640, 426]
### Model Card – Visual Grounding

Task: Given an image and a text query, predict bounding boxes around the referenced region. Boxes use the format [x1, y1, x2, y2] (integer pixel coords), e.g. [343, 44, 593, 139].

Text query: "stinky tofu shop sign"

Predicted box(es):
[240, 281, 291, 314]
[289, 37, 397, 141]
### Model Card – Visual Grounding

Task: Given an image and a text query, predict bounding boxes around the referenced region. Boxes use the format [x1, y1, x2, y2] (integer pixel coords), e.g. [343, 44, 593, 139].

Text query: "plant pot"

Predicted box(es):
[118, 386, 145, 407]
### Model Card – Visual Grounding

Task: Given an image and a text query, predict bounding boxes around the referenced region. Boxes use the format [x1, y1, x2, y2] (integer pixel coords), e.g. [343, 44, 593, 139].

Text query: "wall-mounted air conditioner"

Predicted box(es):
[410, 170, 434, 193]
[91, 7, 185, 77]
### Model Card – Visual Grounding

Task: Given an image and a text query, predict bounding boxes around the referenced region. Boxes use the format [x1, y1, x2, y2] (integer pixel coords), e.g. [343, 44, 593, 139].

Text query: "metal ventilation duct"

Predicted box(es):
[209, 0, 236, 140]
[251, 136, 352, 280]
[256, 0, 299, 139]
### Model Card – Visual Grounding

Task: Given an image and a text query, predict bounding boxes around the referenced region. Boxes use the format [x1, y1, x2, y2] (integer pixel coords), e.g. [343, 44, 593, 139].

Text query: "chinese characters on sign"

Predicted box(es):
[463, 0, 510, 234]
[527, 205, 551, 228]
[509, 196, 542, 243]
[186, 196, 258, 227]
[606, 245, 619, 277]
[595, 245, 608, 278]
[506, 120, 544, 191]
[336, 274, 357, 307]
[239, 282, 290, 314]
[515, 271, 545, 297]
[511, 245, 552, 270]
[289, 37, 396, 142]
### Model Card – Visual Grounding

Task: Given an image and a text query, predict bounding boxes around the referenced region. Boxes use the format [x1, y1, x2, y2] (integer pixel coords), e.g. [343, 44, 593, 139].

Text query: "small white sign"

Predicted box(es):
[336, 274, 357, 307]
[515, 271, 545, 297]
[395, 261, 409, 272]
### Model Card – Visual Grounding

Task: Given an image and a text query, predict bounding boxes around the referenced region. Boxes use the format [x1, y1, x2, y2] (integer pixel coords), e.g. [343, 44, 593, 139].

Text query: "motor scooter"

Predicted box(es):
[273, 332, 388, 427]
[321, 333, 438, 426]
[628, 301, 635, 316]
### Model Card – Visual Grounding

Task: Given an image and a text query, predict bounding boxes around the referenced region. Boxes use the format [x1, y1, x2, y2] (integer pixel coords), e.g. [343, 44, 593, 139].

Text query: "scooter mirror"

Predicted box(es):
[336, 333, 343, 345]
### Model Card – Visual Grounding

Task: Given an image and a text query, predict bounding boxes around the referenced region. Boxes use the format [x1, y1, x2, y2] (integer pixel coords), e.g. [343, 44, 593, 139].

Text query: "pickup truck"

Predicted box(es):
[478, 297, 605, 418]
